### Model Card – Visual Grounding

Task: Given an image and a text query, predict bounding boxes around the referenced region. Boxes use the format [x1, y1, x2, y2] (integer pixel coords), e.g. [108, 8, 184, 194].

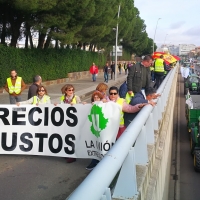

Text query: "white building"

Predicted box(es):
[179, 44, 196, 56]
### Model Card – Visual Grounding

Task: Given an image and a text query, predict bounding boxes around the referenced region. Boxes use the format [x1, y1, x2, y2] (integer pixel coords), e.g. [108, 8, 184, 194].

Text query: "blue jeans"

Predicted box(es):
[9, 95, 21, 104]
[104, 72, 108, 82]
[151, 71, 155, 81]
[92, 74, 96, 82]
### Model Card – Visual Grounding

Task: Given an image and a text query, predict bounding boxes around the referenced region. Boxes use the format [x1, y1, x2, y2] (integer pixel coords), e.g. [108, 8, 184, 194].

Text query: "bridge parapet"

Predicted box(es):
[67, 66, 178, 200]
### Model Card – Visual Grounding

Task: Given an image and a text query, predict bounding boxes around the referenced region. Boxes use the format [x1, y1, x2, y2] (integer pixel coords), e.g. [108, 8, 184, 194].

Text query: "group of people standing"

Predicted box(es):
[89, 61, 135, 83]
[3, 54, 173, 171]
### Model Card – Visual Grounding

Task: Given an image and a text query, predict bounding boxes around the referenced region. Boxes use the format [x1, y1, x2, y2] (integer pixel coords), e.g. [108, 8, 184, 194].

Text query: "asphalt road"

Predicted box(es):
[170, 67, 200, 200]
[179, 66, 200, 200]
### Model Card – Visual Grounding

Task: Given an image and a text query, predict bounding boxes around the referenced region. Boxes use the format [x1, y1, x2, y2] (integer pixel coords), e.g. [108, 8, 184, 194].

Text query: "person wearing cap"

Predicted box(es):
[27, 75, 42, 99]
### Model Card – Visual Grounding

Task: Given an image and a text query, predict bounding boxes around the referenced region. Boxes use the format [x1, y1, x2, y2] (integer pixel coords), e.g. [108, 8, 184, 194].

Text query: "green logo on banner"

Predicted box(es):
[88, 104, 109, 138]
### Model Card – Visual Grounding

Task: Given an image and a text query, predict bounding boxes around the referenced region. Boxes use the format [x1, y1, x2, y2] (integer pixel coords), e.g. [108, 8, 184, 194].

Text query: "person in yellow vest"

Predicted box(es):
[16, 85, 51, 106]
[4, 69, 26, 104]
[154, 55, 166, 89]
[108, 86, 146, 139]
[59, 84, 81, 163]
[60, 84, 81, 105]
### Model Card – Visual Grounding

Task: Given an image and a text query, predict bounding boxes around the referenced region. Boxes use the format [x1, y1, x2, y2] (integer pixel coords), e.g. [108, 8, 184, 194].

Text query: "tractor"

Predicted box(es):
[184, 73, 200, 95]
[185, 94, 200, 172]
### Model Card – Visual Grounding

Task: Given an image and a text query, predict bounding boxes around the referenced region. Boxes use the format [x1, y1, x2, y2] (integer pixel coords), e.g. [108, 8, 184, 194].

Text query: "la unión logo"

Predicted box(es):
[88, 104, 109, 138]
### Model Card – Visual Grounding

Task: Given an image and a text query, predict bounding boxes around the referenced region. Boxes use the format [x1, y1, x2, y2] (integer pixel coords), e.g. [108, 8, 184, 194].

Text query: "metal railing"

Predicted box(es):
[67, 67, 177, 200]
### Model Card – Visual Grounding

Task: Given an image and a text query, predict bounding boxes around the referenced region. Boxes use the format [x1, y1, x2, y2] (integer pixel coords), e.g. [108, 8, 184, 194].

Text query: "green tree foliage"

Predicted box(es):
[0, 0, 155, 65]
[0, 45, 105, 87]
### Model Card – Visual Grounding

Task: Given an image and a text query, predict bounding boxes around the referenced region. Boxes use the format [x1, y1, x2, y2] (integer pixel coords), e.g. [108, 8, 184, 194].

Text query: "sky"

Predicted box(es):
[134, 0, 200, 48]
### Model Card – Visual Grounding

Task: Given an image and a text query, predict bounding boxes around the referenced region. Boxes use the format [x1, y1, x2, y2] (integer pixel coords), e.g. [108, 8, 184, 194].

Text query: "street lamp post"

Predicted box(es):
[114, 4, 121, 81]
[153, 18, 161, 54]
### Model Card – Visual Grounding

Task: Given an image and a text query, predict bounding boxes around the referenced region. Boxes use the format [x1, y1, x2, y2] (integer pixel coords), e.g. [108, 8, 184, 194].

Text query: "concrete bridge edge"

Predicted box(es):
[135, 67, 178, 200]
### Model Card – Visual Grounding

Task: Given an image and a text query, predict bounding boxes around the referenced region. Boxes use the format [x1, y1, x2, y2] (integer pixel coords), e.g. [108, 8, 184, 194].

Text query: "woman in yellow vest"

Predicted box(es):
[60, 84, 81, 104]
[60, 84, 81, 163]
[16, 86, 51, 106]
[108, 86, 146, 139]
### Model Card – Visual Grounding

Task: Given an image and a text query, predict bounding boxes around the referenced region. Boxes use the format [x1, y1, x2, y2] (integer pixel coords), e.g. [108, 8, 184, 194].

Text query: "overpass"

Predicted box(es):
[67, 66, 178, 200]
[0, 65, 196, 200]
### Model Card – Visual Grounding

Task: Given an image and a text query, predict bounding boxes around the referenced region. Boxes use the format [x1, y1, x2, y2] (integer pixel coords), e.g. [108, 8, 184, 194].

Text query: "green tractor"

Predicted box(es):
[185, 94, 200, 172]
[184, 74, 200, 95]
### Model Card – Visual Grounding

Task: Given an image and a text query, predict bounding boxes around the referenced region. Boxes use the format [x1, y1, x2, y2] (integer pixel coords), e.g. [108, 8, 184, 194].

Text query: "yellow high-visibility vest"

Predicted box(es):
[116, 98, 125, 126]
[32, 95, 50, 105]
[125, 92, 134, 104]
[7, 77, 22, 94]
[60, 95, 77, 104]
[155, 58, 164, 72]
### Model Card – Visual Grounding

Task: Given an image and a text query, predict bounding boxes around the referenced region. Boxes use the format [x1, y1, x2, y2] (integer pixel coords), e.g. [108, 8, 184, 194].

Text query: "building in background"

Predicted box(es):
[157, 44, 179, 55]
[179, 44, 196, 56]
[168, 45, 179, 55]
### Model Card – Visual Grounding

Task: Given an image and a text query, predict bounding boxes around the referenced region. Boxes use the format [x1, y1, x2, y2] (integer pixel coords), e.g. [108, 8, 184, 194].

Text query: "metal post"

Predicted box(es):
[114, 5, 120, 81]
[153, 18, 161, 54]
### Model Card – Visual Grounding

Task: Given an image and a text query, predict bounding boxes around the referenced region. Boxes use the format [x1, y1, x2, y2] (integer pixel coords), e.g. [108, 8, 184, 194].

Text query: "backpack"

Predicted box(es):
[119, 81, 128, 98]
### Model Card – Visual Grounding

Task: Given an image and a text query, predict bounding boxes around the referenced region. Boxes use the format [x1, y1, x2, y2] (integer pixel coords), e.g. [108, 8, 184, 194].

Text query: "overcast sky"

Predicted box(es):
[134, 0, 200, 48]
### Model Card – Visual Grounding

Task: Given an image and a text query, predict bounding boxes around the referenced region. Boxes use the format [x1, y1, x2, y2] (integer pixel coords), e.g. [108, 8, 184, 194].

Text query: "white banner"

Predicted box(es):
[180, 66, 189, 78]
[0, 102, 121, 160]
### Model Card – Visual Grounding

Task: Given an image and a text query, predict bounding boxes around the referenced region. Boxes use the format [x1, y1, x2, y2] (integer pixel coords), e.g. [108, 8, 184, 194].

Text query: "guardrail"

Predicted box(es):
[67, 67, 176, 200]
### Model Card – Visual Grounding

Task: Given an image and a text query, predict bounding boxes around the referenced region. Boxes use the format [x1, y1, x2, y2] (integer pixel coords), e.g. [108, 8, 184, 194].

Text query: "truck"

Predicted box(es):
[185, 94, 200, 172]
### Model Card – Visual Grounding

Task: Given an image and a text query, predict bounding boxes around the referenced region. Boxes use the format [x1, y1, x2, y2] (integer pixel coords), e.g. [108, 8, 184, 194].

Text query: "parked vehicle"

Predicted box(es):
[185, 94, 200, 172]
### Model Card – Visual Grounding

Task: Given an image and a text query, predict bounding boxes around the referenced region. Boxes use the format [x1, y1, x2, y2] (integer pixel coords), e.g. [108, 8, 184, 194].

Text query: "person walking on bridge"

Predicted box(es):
[4, 69, 26, 104]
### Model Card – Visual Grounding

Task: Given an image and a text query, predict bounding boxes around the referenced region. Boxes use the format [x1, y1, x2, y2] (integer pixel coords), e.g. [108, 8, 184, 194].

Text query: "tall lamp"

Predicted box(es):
[114, 4, 121, 81]
[153, 18, 161, 54]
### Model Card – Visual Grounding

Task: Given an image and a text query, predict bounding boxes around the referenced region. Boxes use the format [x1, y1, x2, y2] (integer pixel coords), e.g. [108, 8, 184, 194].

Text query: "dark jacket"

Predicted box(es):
[127, 62, 151, 93]
[124, 91, 148, 127]
[111, 64, 115, 72]
[28, 83, 38, 99]
[104, 66, 108, 73]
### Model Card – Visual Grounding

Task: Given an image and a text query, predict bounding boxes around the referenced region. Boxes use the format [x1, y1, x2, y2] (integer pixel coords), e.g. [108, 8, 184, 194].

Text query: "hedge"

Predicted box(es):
[0, 45, 106, 87]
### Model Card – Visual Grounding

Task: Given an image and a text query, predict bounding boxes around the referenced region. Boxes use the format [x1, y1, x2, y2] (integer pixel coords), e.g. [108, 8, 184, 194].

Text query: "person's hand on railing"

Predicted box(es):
[148, 100, 156, 107]
[138, 103, 148, 109]
[153, 93, 161, 99]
